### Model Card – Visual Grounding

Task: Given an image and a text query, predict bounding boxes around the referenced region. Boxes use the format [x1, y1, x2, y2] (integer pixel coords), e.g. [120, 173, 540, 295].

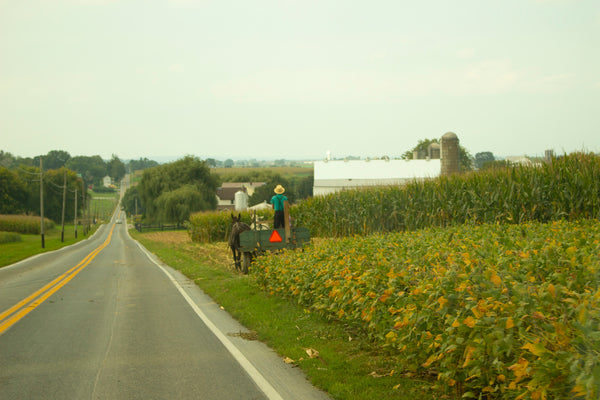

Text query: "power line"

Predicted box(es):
[14, 167, 40, 175]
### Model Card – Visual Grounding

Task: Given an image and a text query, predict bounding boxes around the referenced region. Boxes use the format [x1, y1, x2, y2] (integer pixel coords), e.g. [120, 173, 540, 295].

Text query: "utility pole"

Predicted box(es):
[40, 158, 45, 248]
[74, 188, 78, 239]
[61, 170, 67, 242]
[82, 179, 86, 236]
[87, 186, 91, 234]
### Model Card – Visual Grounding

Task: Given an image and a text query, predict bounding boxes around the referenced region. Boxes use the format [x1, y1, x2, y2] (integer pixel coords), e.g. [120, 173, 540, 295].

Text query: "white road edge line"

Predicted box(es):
[131, 236, 284, 400]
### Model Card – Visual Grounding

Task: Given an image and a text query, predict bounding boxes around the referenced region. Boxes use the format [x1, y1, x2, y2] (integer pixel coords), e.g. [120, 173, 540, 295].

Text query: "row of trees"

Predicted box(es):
[0, 150, 159, 188]
[0, 149, 161, 223]
[0, 166, 86, 223]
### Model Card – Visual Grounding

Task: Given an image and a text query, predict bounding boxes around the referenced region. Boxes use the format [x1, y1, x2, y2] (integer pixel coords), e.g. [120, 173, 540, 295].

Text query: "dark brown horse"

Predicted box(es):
[228, 213, 251, 273]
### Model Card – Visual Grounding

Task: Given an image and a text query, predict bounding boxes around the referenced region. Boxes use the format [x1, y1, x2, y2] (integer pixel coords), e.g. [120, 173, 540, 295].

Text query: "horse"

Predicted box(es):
[228, 213, 251, 273]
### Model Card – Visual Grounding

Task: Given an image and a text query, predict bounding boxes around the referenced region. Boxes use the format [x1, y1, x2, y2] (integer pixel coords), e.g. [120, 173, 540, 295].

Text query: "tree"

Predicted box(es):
[474, 152, 495, 170]
[458, 147, 474, 172]
[42, 168, 82, 223]
[248, 174, 293, 206]
[66, 155, 107, 186]
[224, 159, 234, 168]
[122, 186, 143, 216]
[42, 150, 71, 170]
[401, 139, 438, 160]
[0, 167, 28, 214]
[107, 154, 126, 183]
[295, 175, 314, 199]
[128, 157, 159, 172]
[154, 185, 212, 224]
[12, 165, 42, 214]
[403, 138, 474, 172]
[137, 156, 218, 222]
[0, 150, 17, 169]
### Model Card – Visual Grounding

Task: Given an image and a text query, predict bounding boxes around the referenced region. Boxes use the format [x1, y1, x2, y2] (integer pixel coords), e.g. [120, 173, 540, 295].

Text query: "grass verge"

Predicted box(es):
[130, 230, 443, 400]
[0, 224, 100, 268]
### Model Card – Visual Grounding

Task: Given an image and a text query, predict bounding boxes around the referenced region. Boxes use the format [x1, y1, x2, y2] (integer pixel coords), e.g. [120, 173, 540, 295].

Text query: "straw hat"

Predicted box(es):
[274, 185, 285, 194]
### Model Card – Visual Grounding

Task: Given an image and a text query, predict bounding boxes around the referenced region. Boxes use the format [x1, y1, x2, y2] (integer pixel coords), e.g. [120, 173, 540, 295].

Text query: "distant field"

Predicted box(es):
[89, 190, 119, 223]
[212, 165, 313, 179]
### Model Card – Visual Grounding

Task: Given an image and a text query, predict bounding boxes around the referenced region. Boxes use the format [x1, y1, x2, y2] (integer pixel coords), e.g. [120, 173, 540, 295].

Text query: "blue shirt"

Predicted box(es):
[270, 194, 288, 211]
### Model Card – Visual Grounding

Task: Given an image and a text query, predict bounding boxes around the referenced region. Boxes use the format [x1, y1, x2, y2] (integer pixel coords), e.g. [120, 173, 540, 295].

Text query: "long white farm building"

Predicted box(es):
[313, 132, 460, 196]
[313, 158, 441, 196]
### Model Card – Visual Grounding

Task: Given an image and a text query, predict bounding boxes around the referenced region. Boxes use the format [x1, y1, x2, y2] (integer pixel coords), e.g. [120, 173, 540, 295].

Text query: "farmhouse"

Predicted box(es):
[216, 182, 266, 210]
[102, 175, 112, 187]
[313, 132, 460, 196]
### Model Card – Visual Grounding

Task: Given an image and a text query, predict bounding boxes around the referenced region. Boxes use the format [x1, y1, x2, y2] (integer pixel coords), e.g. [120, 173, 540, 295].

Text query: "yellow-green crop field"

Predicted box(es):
[187, 153, 600, 399]
[252, 220, 600, 399]
[0, 214, 55, 234]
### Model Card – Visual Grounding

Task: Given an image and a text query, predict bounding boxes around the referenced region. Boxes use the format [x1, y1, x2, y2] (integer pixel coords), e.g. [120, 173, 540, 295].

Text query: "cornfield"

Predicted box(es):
[0, 215, 55, 235]
[293, 152, 600, 237]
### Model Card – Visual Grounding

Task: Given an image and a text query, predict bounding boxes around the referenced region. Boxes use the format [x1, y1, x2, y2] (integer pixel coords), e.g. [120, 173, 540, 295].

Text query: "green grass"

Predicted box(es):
[0, 224, 99, 267]
[89, 190, 119, 223]
[0, 189, 117, 268]
[130, 230, 441, 400]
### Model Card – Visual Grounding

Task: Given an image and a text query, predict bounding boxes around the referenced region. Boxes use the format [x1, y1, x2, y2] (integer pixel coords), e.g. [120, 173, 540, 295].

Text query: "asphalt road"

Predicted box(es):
[0, 211, 331, 400]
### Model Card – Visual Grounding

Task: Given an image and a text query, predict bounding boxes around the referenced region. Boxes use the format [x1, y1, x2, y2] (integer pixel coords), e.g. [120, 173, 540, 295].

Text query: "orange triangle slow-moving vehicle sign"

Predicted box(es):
[269, 230, 283, 243]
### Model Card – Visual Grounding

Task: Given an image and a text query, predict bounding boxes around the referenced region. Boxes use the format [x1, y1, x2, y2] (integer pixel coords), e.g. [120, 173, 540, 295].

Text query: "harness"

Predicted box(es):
[273, 194, 285, 210]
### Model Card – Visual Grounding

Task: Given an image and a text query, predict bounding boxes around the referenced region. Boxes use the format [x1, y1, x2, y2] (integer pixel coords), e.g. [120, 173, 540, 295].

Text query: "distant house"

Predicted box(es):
[216, 186, 243, 210]
[216, 182, 266, 210]
[102, 175, 112, 187]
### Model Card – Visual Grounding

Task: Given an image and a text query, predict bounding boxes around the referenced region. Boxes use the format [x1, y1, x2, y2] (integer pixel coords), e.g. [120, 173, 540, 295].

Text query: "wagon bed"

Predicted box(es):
[237, 226, 310, 272]
[239, 227, 310, 252]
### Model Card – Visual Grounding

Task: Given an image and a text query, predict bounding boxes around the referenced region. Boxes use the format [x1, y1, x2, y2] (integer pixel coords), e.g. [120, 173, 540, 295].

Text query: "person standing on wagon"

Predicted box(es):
[270, 185, 288, 229]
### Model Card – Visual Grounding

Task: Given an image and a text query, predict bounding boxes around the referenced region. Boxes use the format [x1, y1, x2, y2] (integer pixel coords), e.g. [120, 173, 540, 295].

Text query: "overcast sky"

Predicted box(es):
[1, 0, 599, 161]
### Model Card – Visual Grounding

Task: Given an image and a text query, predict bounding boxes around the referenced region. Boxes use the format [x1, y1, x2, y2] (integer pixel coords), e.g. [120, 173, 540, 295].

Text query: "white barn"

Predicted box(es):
[313, 158, 441, 196]
[312, 132, 461, 196]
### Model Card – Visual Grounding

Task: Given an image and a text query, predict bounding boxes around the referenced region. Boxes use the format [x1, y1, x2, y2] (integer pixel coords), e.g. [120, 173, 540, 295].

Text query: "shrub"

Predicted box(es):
[0, 231, 21, 244]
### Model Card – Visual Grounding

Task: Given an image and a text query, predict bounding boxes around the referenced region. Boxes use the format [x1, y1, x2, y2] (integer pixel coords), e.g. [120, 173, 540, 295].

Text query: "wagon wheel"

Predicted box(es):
[242, 252, 252, 274]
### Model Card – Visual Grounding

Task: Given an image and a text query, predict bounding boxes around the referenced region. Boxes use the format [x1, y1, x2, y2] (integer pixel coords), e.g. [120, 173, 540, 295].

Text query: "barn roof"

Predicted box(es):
[216, 186, 245, 201]
[314, 159, 441, 180]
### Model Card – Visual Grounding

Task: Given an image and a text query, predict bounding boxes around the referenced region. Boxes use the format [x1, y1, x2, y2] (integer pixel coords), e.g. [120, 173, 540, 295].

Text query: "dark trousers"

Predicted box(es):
[274, 210, 285, 229]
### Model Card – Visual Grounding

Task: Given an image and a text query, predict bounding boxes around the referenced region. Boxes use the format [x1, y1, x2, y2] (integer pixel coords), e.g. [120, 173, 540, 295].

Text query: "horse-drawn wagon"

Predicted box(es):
[229, 211, 310, 274]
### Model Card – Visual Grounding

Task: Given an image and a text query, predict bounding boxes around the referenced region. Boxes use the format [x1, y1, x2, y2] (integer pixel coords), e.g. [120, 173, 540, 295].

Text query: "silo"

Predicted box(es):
[441, 132, 460, 175]
[234, 190, 248, 211]
[428, 142, 441, 159]
[413, 149, 427, 160]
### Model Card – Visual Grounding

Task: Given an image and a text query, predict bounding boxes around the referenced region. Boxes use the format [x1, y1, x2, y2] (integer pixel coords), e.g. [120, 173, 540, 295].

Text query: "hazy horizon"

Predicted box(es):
[2, 1, 599, 161]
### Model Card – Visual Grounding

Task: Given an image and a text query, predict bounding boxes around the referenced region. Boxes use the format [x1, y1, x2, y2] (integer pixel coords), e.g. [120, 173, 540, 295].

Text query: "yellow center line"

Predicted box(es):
[0, 224, 116, 336]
